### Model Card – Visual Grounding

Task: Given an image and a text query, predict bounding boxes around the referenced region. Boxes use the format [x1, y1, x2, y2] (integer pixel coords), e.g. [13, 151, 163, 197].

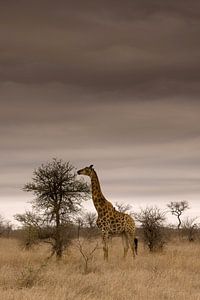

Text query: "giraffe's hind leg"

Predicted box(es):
[134, 237, 138, 255]
[126, 233, 136, 258]
[102, 232, 109, 261]
[122, 232, 129, 259]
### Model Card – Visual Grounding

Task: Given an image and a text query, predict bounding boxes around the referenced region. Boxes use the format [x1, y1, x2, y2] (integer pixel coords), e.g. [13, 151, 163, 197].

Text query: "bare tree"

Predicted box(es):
[135, 206, 166, 252]
[167, 201, 189, 230]
[21, 158, 90, 258]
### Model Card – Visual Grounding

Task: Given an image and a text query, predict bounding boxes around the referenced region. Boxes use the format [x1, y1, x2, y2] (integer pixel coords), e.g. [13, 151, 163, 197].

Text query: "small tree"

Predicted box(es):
[135, 206, 166, 252]
[22, 159, 90, 258]
[167, 201, 189, 230]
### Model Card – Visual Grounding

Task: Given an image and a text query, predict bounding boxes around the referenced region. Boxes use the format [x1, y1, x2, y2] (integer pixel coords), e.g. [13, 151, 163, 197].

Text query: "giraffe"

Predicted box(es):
[77, 165, 137, 261]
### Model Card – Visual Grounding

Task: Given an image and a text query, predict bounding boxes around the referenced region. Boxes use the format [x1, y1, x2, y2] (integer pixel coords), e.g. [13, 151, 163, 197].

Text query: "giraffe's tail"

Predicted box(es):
[134, 237, 138, 255]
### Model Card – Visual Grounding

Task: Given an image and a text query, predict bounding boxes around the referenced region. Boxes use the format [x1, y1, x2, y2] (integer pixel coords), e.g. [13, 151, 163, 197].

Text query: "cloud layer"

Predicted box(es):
[1, 1, 200, 97]
[0, 1, 200, 221]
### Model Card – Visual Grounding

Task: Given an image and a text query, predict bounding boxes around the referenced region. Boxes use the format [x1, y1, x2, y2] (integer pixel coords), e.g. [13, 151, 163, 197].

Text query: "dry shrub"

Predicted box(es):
[181, 217, 199, 242]
[17, 265, 42, 288]
[74, 223, 100, 274]
[135, 206, 167, 252]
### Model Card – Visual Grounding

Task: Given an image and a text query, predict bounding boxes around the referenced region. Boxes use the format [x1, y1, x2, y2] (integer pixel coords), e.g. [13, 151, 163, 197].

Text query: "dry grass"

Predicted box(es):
[0, 237, 200, 300]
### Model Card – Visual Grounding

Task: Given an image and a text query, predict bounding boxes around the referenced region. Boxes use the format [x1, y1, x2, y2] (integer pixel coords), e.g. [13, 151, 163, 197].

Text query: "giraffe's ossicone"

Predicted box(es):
[77, 165, 137, 260]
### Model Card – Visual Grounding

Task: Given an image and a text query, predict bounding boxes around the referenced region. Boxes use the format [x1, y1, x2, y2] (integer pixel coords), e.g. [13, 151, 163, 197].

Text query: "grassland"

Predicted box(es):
[0, 237, 199, 300]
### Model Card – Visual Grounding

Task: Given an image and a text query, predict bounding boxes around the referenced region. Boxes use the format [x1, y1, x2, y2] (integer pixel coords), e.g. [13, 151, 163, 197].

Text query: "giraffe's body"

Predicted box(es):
[77, 165, 137, 260]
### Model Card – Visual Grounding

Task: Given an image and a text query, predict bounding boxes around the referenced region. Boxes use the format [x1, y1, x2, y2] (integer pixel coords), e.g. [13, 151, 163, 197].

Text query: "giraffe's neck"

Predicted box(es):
[90, 170, 107, 212]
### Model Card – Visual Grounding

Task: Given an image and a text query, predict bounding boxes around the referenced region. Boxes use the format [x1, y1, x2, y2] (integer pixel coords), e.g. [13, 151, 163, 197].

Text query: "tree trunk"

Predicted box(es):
[177, 215, 181, 230]
[55, 206, 63, 259]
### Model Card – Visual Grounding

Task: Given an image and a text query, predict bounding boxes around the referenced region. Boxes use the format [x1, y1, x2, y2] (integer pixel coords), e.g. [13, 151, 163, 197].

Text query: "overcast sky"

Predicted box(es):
[1, 1, 200, 224]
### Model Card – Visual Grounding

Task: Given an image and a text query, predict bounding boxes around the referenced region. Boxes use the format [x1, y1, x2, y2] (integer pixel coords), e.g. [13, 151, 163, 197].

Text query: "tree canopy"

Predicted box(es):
[21, 158, 90, 258]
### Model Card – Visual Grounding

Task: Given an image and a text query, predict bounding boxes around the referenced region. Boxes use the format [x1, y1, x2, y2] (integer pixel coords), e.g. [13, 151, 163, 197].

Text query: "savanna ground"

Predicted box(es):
[0, 237, 200, 300]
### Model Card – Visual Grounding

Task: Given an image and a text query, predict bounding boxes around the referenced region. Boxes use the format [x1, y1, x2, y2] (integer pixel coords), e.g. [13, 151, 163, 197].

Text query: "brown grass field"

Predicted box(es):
[0, 237, 200, 300]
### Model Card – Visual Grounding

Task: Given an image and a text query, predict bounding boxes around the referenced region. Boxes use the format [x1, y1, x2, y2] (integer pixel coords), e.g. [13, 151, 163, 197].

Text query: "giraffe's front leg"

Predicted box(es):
[102, 231, 109, 261]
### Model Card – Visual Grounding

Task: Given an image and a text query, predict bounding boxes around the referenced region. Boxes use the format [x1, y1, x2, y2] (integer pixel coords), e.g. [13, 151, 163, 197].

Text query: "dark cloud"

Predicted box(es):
[0, 1, 200, 98]
[0, 1, 200, 222]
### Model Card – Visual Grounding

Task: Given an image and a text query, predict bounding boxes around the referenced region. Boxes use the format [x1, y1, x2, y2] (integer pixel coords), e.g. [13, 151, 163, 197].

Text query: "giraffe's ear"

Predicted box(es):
[89, 164, 94, 169]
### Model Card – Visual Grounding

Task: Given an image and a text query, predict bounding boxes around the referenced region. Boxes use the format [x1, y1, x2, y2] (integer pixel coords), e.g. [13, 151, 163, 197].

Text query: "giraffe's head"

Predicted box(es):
[77, 165, 94, 177]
